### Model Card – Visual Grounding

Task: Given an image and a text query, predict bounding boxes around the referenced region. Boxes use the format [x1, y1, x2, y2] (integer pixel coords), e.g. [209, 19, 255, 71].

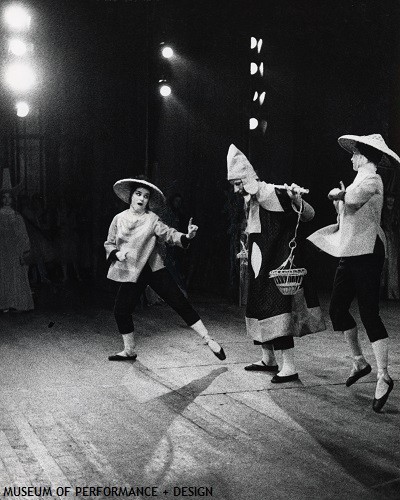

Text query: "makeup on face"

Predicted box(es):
[230, 179, 245, 195]
[130, 187, 150, 212]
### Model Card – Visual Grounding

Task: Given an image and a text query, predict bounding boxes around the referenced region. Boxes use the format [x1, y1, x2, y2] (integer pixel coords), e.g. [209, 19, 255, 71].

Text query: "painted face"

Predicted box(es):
[351, 152, 368, 171]
[230, 179, 245, 195]
[2, 192, 12, 207]
[130, 186, 150, 212]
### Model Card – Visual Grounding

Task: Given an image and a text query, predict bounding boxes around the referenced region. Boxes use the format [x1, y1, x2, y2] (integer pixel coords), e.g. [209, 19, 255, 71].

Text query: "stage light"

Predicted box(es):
[5, 62, 35, 92]
[259, 62, 264, 77]
[250, 37, 257, 49]
[4, 5, 31, 31]
[161, 46, 174, 59]
[159, 84, 171, 97]
[259, 91, 266, 105]
[15, 100, 29, 117]
[8, 38, 27, 56]
[250, 62, 258, 75]
[253, 91, 258, 101]
[257, 39, 263, 53]
[249, 118, 258, 130]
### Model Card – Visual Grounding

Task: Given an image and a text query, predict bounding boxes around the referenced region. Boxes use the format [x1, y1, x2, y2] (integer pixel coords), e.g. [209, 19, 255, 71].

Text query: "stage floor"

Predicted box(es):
[0, 283, 399, 500]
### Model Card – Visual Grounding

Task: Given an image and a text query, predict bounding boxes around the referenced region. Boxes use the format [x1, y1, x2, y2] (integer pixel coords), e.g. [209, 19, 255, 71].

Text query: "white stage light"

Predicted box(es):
[257, 39, 263, 53]
[249, 118, 258, 130]
[250, 37, 257, 49]
[161, 46, 174, 59]
[4, 5, 31, 30]
[253, 91, 258, 101]
[9, 38, 27, 56]
[16, 101, 29, 117]
[259, 62, 264, 77]
[250, 62, 258, 75]
[160, 84, 171, 97]
[5, 62, 35, 91]
[259, 91, 266, 105]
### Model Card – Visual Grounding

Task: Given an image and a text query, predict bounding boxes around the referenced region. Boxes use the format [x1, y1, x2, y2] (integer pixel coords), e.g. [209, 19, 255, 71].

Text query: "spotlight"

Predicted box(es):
[249, 118, 258, 130]
[5, 62, 35, 92]
[253, 91, 258, 101]
[15, 100, 29, 117]
[259, 91, 266, 105]
[250, 37, 257, 49]
[250, 62, 258, 75]
[8, 38, 27, 56]
[4, 5, 31, 31]
[159, 84, 171, 97]
[161, 46, 174, 59]
[257, 39, 263, 53]
[259, 63, 264, 77]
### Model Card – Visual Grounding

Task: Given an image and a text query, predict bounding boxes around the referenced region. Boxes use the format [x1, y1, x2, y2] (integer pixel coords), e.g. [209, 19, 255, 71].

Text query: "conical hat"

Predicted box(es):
[227, 144, 259, 194]
[0, 168, 23, 194]
[113, 178, 166, 213]
[338, 134, 400, 168]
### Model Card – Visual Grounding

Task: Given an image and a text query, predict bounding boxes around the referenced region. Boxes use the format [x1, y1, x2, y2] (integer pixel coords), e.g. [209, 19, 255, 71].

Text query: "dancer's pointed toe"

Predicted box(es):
[346, 363, 372, 387]
[207, 339, 226, 360]
[372, 378, 394, 412]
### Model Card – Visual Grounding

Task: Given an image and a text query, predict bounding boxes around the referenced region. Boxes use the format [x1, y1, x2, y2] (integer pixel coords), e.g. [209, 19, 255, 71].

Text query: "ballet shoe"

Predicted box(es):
[244, 361, 279, 372]
[346, 363, 372, 387]
[372, 377, 394, 413]
[206, 339, 226, 361]
[271, 373, 299, 383]
[108, 353, 137, 361]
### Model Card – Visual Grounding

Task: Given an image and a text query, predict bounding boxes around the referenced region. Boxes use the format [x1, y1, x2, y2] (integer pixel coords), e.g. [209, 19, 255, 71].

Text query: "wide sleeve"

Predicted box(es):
[104, 215, 118, 259]
[154, 218, 186, 247]
[344, 176, 382, 211]
[256, 181, 284, 212]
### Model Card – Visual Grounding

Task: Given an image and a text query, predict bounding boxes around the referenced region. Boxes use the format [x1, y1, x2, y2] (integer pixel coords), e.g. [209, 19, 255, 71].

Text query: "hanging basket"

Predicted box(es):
[269, 266, 307, 295]
[269, 200, 308, 296]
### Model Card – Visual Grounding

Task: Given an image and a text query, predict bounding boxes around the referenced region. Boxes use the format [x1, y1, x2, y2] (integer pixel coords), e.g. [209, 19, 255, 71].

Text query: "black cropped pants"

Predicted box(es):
[329, 253, 388, 343]
[114, 266, 200, 334]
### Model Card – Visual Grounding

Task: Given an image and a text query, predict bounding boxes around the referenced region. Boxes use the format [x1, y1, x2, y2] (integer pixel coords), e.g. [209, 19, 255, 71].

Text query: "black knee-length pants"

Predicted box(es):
[329, 253, 388, 343]
[114, 265, 200, 334]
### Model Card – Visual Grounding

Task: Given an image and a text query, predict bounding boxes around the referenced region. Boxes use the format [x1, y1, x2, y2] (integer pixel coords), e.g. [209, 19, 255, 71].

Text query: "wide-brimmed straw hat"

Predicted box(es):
[338, 134, 400, 168]
[113, 177, 166, 212]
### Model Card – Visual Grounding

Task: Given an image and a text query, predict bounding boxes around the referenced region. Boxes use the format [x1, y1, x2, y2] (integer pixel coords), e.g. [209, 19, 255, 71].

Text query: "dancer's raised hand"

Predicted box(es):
[187, 217, 198, 239]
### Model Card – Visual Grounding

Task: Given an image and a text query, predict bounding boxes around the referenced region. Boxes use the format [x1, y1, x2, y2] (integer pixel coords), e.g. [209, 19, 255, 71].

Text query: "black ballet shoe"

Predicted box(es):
[108, 353, 137, 361]
[372, 378, 394, 413]
[206, 339, 226, 361]
[271, 373, 299, 383]
[244, 361, 279, 372]
[346, 363, 372, 387]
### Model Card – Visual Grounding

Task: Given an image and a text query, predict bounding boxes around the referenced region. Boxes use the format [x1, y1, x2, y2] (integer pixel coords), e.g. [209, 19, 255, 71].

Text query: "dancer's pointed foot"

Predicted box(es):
[346, 363, 372, 387]
[206, 339, 226, 360]
[373, 376, 394, 412]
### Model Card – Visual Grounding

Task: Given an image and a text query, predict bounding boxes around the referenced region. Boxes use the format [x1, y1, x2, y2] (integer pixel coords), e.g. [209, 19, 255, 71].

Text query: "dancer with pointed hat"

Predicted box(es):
[0, 168, 34, 312]
[227, 145, 325, 382]
[104, 175, 226, 362]
[308, 134, 398, 412]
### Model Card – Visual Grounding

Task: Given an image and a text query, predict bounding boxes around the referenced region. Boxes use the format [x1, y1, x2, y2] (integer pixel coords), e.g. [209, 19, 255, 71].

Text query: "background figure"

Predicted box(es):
[19, 193, 56, 284]
[163, 193, 189, 296]
[0, 185, 34, 312]
[56, 197, 82, 282]
[381, 193, 399, 299]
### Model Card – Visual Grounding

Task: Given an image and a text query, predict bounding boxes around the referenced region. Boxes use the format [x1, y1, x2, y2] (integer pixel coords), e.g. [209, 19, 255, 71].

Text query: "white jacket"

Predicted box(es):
[307, 171, 386, 257]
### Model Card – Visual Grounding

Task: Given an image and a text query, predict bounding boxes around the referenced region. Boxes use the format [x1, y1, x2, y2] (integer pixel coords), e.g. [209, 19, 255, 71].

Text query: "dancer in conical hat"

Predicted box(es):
[227, 145, 325, 383]
[105, 175, 226, 362]
[308, 133, 398, 412]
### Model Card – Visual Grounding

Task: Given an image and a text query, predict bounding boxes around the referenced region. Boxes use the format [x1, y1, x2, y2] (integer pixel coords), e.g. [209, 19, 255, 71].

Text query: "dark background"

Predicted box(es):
[1, 0, 400, 297]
